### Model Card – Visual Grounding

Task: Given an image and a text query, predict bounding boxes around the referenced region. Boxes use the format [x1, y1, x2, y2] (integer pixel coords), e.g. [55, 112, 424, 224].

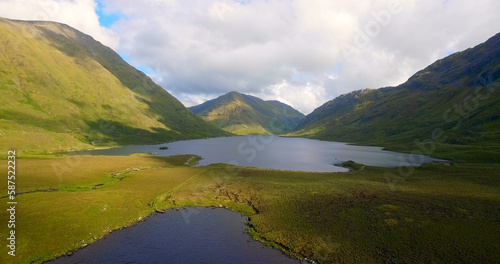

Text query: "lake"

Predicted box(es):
[77, 136, 442, 172]
[56, 136, 443, 263]
[48, 207, 300, 264]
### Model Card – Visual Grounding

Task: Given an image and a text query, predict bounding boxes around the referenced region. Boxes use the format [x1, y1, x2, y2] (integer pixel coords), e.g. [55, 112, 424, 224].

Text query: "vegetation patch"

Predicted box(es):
[1, 155, 499, 264]
[339, 160, 365, 171]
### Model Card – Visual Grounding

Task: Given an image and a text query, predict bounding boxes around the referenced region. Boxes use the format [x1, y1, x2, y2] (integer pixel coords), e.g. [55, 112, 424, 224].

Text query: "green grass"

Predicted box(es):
[189, 91, 305, 135]
[291, 33, 500, 156]
[1, 155, 499, 263]
[339, 160, 365, 171]
[0, 18, 229, 156]
[1, 17, 498, 264]
[223, 123, 272, 135]
[0, 155, 210, 263]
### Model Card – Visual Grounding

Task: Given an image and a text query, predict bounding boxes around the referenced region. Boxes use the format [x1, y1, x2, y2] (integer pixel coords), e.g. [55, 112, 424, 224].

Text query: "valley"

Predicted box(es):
[0, 16, 499, 264]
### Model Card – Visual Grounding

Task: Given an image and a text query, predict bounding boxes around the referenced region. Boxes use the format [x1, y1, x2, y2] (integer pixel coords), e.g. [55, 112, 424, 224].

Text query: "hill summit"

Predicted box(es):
[293, 32, 500, 161]
[0, 17, 229, 154]
[189, 91, 304, 135]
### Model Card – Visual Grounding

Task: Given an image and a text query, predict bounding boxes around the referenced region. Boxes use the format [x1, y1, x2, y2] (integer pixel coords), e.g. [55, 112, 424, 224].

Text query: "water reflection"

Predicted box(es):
[76, 136, 442, 172]
[49, 207, 300, 264]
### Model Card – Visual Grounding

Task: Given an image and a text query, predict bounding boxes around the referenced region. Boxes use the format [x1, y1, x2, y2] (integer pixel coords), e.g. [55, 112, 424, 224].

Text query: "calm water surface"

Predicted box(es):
[78, 136, 442, 172]
[57, 136, 442, 263]
[49, 207, 300, 264]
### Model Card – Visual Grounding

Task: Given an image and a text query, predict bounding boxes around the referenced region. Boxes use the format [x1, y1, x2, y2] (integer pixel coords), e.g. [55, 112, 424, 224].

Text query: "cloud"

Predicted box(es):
[2, 0, 500, 114]
[103, 0, 500, 114]
[0, 0, 119, 49]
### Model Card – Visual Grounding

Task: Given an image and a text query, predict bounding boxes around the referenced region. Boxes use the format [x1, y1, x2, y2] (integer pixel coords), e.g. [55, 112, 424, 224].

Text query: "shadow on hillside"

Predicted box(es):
[38, 26, 228, 139]
[0, 109, 84, 133]
[0, 107, 182, 145]
[83, 119, 182, 146]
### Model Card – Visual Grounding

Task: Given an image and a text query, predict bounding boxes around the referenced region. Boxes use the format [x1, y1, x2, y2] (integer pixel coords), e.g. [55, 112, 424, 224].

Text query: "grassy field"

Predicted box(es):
[0, 18, 229, 156]
[1, 155, 499, 263]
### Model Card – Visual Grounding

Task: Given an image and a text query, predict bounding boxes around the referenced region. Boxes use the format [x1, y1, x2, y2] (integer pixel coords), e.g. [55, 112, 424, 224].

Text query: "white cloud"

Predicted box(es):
[0, 0, 119, 49]
[2, 0, 500, 114]
[104, 0, 500, 114]
[253, 80, 328, 115]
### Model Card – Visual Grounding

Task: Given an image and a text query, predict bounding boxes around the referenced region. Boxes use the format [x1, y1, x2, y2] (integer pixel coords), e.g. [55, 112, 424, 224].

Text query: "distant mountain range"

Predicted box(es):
[0, 18, 229, 154]
[293, 32, 500, 161]
[189, 91, 304, 135]
[2, 16, 498, 161]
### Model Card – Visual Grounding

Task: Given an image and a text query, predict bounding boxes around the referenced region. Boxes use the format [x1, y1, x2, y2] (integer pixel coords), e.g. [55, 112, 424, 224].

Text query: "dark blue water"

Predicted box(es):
[76, 136, 443, 172]
[49, 207, 300, 264]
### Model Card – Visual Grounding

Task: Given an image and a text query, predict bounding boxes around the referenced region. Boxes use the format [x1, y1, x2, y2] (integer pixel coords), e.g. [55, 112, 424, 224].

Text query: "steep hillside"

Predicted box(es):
[189, 91, 304, 135]
[294, 32, 500, 162]
[0, 18, 229, 155]
[265, 100, 305, 128]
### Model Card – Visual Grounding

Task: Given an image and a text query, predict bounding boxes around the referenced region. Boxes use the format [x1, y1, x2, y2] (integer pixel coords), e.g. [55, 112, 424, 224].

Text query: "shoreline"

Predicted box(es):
[8, 153, 498, 263]
[43, 206, 308, 264]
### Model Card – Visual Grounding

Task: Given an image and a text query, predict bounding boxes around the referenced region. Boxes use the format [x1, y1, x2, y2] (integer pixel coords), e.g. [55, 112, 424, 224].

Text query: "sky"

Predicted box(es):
[1, 0, 499, 114]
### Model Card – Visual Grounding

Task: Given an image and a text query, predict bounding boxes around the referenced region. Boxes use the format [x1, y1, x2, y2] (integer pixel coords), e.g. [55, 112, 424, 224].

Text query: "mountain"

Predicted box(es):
[294, 32, 500, 162]
[189, 91, 304, 135]
[0, 18, 230, 155]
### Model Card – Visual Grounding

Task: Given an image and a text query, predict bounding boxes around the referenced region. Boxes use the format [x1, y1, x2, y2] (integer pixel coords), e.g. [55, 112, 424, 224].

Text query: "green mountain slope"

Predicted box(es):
[293, 32, 500, 162]
[189, 91, 304, 135]
[0, 18, 230, 155]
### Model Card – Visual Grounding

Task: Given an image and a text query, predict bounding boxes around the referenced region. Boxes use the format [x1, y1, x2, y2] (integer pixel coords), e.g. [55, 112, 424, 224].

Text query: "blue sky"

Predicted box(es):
[96, 1, 120, 28]
[95, 1, 158, 77]
[117, 52, 156, 75]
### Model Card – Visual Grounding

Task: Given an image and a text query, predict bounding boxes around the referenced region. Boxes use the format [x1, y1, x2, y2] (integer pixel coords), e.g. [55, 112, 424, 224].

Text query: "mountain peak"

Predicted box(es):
[293, 31, 500, 152]
[401, 31, 500, 91]
[0, 18, 229, 153]
[189, 92, 304, 135]
[223, 91, 246, 101]
[227, 91, 241, 95]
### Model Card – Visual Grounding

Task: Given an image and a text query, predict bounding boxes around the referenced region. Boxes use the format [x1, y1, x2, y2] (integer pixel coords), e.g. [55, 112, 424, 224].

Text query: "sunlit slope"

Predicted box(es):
[0, 18, 229, 154]
[189, 91, 304, 135]
[293, 32, 500, 161]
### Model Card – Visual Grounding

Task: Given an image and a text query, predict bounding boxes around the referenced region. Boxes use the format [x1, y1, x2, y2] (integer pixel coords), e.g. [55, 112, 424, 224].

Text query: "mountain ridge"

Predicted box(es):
[189, 91, 304, 135]
[293, 32, 500, 162]
[0, 17, 230, 154]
